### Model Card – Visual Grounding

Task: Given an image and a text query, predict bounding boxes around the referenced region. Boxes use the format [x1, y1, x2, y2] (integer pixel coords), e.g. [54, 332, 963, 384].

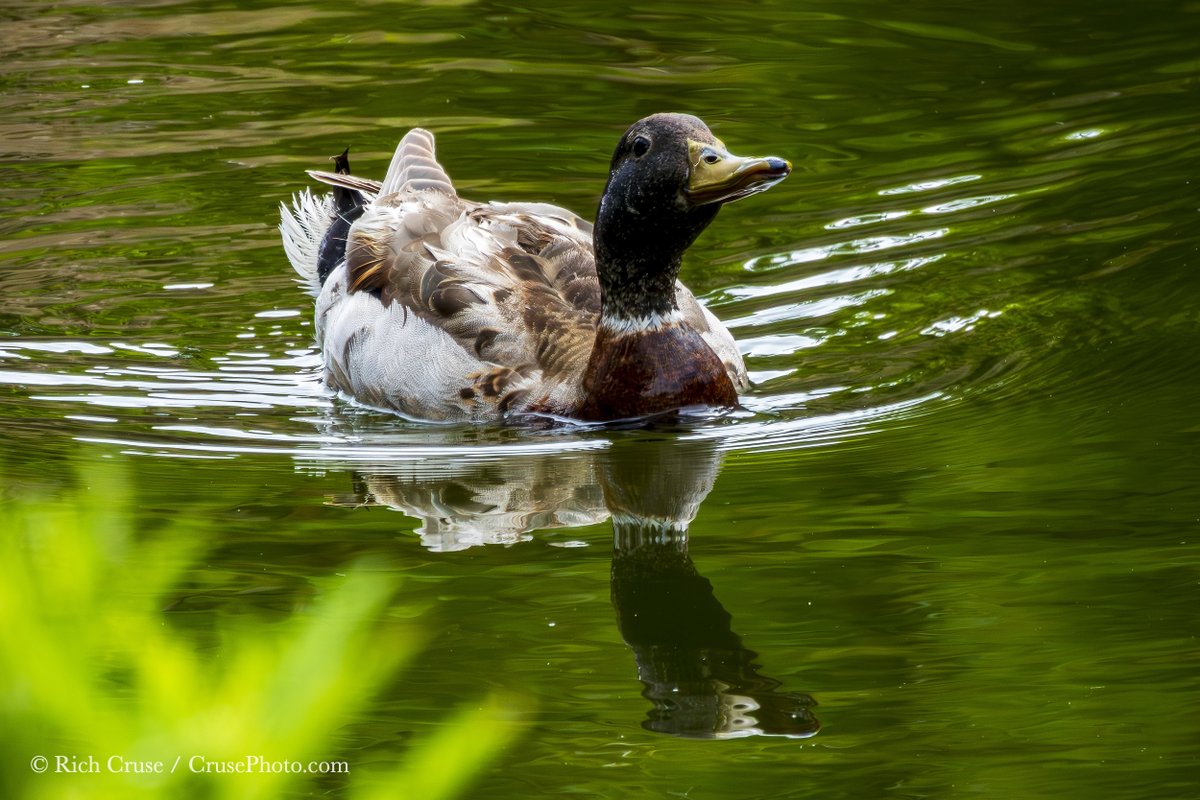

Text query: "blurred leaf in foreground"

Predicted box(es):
[0, 460, 527, 800]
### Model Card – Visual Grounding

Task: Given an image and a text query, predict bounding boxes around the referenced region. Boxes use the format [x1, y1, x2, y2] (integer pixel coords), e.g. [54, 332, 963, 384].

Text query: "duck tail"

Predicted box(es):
[378, 128, 456, 197]
[281, 131, 449, 294]
[279, 187, 333, 296]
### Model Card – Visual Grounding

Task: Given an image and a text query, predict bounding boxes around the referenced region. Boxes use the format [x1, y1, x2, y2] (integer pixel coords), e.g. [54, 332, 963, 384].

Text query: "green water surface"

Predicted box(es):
[2, 1, 1198, 798]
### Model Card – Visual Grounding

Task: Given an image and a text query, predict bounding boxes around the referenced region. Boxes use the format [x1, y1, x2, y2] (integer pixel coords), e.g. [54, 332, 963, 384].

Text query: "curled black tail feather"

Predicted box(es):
[316, 147, 367, 285]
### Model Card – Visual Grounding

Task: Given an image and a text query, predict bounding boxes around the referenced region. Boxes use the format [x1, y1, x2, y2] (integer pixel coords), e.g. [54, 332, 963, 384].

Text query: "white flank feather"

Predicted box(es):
[314, 264, 532, 422]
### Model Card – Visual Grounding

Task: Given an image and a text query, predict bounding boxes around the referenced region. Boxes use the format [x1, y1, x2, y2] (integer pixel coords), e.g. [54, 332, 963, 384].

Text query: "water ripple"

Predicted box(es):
[3, 0, 1193, 471]
[746, 228, 950, 271]
[0, 137, 1040, 463]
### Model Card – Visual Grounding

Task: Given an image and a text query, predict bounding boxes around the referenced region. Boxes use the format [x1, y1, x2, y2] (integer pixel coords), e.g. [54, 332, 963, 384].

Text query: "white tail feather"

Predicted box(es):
[278, 189, 334, 295]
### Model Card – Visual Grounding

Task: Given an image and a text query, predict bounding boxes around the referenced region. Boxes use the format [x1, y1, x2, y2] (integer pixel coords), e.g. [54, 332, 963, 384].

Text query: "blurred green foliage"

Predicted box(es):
[0, 463, 525, 800]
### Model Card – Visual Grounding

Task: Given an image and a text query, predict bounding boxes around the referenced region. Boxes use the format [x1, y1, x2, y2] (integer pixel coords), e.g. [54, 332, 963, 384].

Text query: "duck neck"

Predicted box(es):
[578, 179, 736, 420]
[595, 251, 682, 325]
[582, 239, 736, 421]
[593, 190, 706, 325]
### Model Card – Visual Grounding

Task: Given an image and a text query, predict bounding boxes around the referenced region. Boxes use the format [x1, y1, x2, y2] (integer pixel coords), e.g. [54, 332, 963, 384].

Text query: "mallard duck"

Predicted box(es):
[279, 113, 789, 422]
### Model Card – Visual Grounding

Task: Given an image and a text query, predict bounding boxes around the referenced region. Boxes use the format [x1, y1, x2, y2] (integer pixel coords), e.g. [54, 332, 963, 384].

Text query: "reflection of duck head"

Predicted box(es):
[318, 433, 817, 738]
[604, 437, 819, 739]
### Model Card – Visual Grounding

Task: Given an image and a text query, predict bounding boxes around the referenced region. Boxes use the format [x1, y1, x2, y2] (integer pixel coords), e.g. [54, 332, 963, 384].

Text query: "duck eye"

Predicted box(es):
[702, 149, 720, 165]
[631, 136, 651, 158]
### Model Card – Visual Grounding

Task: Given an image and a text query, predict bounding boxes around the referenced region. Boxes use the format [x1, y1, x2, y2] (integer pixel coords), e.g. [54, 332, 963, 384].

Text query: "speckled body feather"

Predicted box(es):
[280, 126, 749, 422]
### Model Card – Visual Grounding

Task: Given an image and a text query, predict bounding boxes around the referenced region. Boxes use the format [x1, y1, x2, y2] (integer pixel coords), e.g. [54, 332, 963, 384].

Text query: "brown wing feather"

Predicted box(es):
[325, 126, 609, 417]
[541, 240, 601, 314]
[342, 192, 601, 414]
[344, 192, 463, 298]
[379, 128, 456, 197]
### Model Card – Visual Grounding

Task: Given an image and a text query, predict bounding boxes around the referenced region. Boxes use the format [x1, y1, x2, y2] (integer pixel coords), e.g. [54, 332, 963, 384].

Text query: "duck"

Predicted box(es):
[279, 113, 790, 423]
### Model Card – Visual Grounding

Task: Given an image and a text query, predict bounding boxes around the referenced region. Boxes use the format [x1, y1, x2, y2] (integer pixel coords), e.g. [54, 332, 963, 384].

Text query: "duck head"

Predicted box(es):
[593, 113, 791, 321]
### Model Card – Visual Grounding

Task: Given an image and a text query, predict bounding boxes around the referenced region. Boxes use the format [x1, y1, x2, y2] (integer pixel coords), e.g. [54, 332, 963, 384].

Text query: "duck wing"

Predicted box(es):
[314, 129, 602, 421]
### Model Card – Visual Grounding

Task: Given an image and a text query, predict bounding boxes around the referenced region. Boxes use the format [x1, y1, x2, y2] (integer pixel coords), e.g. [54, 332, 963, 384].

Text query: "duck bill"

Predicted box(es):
[684, 139, 792, 207]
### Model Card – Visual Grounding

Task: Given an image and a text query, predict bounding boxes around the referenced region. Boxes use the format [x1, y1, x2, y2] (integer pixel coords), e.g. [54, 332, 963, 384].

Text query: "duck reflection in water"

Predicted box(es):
[603, 438, 818, 739]
[320, 435, 817, 739]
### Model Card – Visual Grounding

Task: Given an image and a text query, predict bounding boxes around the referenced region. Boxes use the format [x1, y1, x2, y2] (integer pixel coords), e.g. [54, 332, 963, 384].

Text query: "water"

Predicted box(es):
[2, 0, 1198, 797]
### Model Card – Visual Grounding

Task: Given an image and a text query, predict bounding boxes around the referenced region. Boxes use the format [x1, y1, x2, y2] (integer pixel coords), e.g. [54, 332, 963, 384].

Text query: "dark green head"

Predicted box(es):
[594, 113, 790, 319]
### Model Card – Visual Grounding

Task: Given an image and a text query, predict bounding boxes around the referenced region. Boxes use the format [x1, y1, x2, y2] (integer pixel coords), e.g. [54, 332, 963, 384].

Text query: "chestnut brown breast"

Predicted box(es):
[574, 323, 739, 421]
